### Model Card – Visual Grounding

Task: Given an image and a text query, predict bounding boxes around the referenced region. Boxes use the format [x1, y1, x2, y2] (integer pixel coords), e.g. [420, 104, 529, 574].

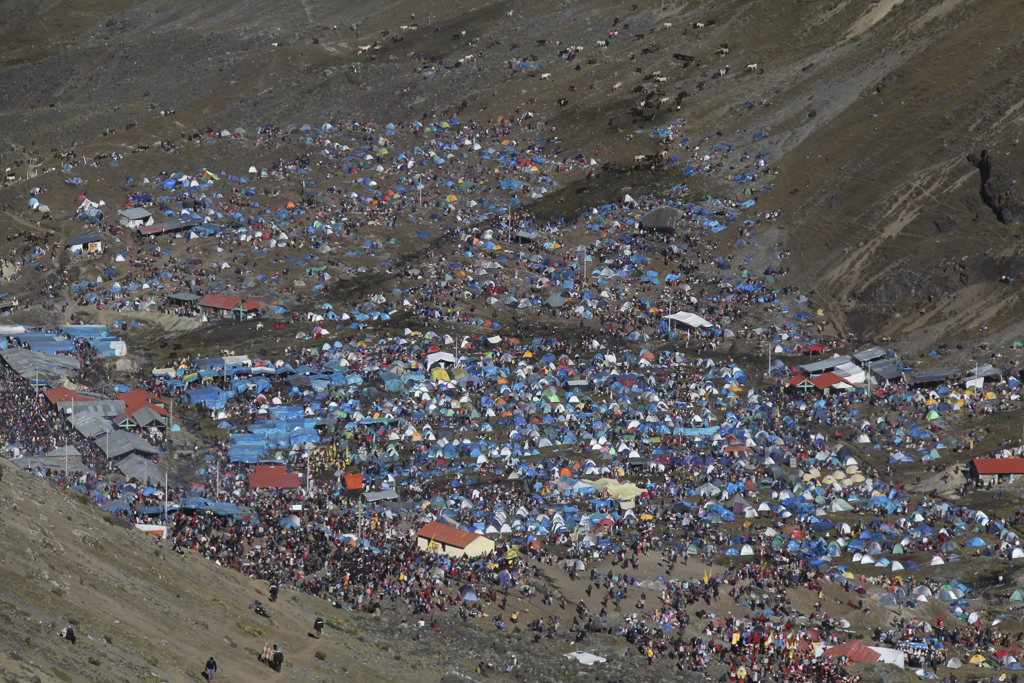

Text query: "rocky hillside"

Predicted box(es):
[2, 0, 1024, 351]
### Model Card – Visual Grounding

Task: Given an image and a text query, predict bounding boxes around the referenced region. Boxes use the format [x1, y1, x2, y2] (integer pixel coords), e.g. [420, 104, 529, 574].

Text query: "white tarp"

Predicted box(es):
[564, 652, 606, 666]
[663, 312, 713, 328]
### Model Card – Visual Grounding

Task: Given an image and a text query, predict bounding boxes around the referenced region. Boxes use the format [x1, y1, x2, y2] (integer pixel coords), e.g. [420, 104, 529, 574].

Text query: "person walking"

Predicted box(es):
[205, 656, 217, 681]
[271, 645, 284, 673]
[314, 616, 324, 639]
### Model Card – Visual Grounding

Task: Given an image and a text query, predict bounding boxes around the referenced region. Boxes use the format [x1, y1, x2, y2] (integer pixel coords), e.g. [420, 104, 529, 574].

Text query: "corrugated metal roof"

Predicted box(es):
[68, 232, 102, 246]
[138, 217, 203, 235]
[852, 347, 888, 363]
[96, 431, 162, 459]
[800, 356, 851, 374]
[908, 368, 961, 385]
[1, 348, 82, 380]
[867, 361, 902, 381]
[116, 454, 164, 483]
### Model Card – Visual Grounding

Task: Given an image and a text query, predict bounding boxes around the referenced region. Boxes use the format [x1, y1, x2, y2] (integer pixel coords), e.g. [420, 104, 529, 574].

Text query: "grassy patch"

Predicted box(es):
[52, 668, 72, 682]
[315, 651, 326, 661]
[324, 616, 347, 632]
[237, 620, 264, 637]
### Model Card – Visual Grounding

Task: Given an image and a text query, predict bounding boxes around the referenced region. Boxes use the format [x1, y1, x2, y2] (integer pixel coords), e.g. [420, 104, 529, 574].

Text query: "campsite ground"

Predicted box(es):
[2, 0, 1024, 353]
[5, 1, 1024, 682]
[7, 446, 1024, 683]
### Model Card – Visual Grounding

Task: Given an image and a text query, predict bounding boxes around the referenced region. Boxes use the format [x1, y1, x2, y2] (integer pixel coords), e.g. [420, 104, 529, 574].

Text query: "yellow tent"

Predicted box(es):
[431, 368, 451, 381]
[583, 478, 644, 500]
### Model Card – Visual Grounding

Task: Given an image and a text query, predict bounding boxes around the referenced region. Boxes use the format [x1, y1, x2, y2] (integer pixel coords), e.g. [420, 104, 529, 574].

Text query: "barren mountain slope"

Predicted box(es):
[1, 0, 1024, 348]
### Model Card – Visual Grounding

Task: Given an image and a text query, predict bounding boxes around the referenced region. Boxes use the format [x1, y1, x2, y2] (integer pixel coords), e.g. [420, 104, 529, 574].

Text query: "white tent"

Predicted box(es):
[868, 647, 905, 668]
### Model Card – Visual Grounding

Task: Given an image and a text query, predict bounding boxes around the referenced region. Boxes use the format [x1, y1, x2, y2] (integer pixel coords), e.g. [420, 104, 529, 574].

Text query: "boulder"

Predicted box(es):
[641, 206, 684, 232]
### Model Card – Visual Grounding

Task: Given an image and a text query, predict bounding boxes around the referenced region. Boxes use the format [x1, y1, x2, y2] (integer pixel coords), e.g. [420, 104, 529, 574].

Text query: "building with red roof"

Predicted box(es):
[970, 457, 1024, 483]
[196, 294, 262, 319]
[416, 520, 495, 559]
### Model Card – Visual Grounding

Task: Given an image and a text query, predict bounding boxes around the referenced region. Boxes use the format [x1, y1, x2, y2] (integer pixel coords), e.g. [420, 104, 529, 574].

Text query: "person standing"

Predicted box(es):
[205, 656, 217, 681]
[314, 616, 324, 639]
[271, 645, 284, 673]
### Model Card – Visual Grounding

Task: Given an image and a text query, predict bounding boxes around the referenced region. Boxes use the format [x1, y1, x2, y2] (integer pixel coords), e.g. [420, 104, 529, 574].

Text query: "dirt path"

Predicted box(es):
[0, 207, 41, 230]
